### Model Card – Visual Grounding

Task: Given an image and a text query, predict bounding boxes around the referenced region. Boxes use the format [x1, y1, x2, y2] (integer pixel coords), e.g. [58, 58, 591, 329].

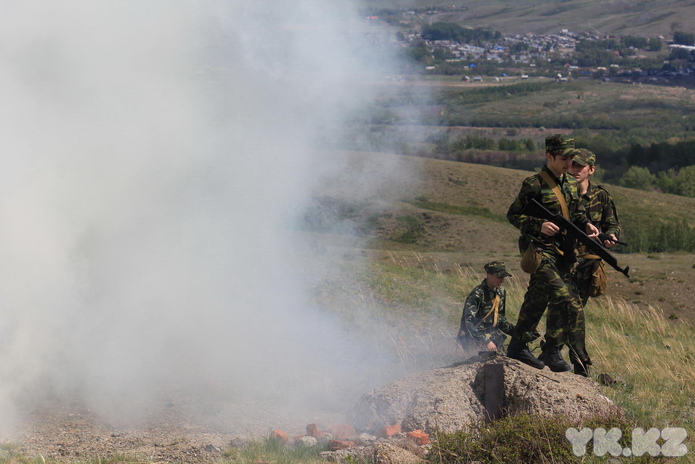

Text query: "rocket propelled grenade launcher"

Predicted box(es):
[523, 198, 630, 278]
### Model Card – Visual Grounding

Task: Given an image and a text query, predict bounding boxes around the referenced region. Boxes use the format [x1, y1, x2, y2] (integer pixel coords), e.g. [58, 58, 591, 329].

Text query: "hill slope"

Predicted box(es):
[309, 150, 695, 321]
[361, 0, 695, 36]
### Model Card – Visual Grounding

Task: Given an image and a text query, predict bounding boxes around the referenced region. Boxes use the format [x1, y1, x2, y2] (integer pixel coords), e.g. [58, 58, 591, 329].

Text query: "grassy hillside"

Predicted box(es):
[356, 78, 695, 149]
[308, 151, 695, 322]
[360, 0, 695, 36]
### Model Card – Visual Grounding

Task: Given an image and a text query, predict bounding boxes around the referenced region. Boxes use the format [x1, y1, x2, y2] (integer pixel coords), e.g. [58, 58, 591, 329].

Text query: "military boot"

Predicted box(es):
[506, 337, 544, 369]
[572, 356, 592, 377]
[573, 362, 590, 377]
[538, 342, 571, 372]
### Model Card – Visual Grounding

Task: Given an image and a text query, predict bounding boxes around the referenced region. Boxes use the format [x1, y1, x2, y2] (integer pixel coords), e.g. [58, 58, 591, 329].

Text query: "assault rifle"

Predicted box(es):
[522, 198, 630, 278]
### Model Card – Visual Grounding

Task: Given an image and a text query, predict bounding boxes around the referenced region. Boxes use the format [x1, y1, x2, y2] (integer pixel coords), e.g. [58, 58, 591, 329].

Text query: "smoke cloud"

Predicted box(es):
[0, 0, 413, 434]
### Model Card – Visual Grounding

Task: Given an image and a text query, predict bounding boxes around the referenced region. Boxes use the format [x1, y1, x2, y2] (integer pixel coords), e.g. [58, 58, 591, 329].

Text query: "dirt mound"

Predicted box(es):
[349, 354, 620, 434]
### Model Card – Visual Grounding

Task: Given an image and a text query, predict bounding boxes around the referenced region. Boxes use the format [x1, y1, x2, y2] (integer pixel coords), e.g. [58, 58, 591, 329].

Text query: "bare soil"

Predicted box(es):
[11, 395, 344, 462]
[15, 404, 230, 463]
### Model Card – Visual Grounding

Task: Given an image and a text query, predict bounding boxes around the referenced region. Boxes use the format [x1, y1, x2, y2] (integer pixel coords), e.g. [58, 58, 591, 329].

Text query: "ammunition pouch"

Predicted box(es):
[520, 243, 542, 274]
[586, 256, 608, 297]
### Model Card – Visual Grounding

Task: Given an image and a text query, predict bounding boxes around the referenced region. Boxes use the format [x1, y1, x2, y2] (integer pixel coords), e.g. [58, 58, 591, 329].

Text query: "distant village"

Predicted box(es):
[365, 12, 695, 85]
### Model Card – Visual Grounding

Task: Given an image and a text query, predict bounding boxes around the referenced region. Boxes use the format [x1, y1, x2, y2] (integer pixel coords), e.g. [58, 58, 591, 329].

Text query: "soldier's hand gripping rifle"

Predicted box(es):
[522, 198, 630, 278]
[597, 233, 628, 247]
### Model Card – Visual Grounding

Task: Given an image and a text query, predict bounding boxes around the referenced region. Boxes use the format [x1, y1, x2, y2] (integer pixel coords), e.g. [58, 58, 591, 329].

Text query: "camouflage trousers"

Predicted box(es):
[514, 251, 589, 364]
[573, 257, 598, 307]
[565, 258, 600, 367]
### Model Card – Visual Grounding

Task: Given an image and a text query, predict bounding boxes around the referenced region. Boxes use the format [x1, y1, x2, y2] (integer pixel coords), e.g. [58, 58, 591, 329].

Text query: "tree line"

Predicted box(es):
[583, 138, 695, 193]
[420, 22, 501, 45]
[429, 132, 695, 199]
[535, 136, 694, 196]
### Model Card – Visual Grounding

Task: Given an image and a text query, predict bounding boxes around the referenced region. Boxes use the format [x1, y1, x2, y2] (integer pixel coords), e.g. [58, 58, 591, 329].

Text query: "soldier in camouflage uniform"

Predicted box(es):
[569, 148, 621, 304]
[506, 135, 599, 371]
[456, 261, 515, 353]
[566, 148, 621, 376]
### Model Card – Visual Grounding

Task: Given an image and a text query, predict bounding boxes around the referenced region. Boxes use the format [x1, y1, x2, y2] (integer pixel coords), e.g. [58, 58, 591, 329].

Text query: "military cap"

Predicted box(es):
[573, 148, 596, 166]
[484, 261, 512, 278]
[545, 134, 575, 156]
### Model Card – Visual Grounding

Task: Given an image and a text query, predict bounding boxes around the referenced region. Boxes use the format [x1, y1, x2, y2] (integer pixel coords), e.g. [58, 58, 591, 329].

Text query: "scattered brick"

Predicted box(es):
[406, 429, 430, 446]
[376, 423, 401, 438]
[270, 430, 289, 443]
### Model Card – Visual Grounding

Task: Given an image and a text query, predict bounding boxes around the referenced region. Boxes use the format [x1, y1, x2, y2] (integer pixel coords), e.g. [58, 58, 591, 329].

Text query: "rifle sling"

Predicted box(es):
[475, 295, 500, 329]
[538, 170, 570, 220]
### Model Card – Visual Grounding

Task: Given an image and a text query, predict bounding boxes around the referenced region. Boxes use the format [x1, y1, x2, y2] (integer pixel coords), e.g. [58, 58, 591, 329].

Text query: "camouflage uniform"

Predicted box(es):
[568, 149, 621, 375]
[506, 135, 591, 371]
[574, 184, 621, 303]
[456, 262, 515, 352]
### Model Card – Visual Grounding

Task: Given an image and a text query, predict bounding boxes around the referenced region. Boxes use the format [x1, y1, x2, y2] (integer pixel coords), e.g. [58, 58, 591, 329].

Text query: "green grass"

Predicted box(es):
[223, 436, 329, 464]
[428, 414, 659, 464]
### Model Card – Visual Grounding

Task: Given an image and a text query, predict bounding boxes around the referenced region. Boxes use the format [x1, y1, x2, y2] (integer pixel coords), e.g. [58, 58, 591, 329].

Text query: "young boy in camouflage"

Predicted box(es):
[456, 261, 516, 354]
[506, 135, 599, 371]
[566, 148, 621, 376]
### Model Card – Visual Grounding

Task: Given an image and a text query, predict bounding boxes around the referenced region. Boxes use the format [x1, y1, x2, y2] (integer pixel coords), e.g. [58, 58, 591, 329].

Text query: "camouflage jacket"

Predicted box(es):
[582, 182, 621, 238]
[507, 166, 590, 251]
[458, 280, 514, 344]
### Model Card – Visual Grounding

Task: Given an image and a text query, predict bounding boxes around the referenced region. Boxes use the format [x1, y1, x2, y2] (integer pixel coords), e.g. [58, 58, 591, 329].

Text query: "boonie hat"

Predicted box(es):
[545, 134, 575, 156]
[573, 148, 596, 166]
[484, 261, 512, 278]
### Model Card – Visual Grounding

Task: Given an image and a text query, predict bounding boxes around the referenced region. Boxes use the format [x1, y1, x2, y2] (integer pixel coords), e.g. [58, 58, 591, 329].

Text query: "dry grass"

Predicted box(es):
[587, 297, 695, 428]
[328, 253, 695, 432]
[323, 253, 694, 463]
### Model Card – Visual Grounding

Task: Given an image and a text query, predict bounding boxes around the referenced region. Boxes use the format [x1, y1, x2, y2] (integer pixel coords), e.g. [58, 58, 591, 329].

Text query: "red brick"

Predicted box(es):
[270, 429, 289, 443]
[327, 423, 356, 440]
[329, 440, 355, 451]
[376, 423, 401, 438]
[406, 430, 430, 446]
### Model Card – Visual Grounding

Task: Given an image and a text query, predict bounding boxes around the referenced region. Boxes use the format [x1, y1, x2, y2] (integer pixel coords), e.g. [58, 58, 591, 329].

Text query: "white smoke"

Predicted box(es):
[0, 0, 411, 433]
